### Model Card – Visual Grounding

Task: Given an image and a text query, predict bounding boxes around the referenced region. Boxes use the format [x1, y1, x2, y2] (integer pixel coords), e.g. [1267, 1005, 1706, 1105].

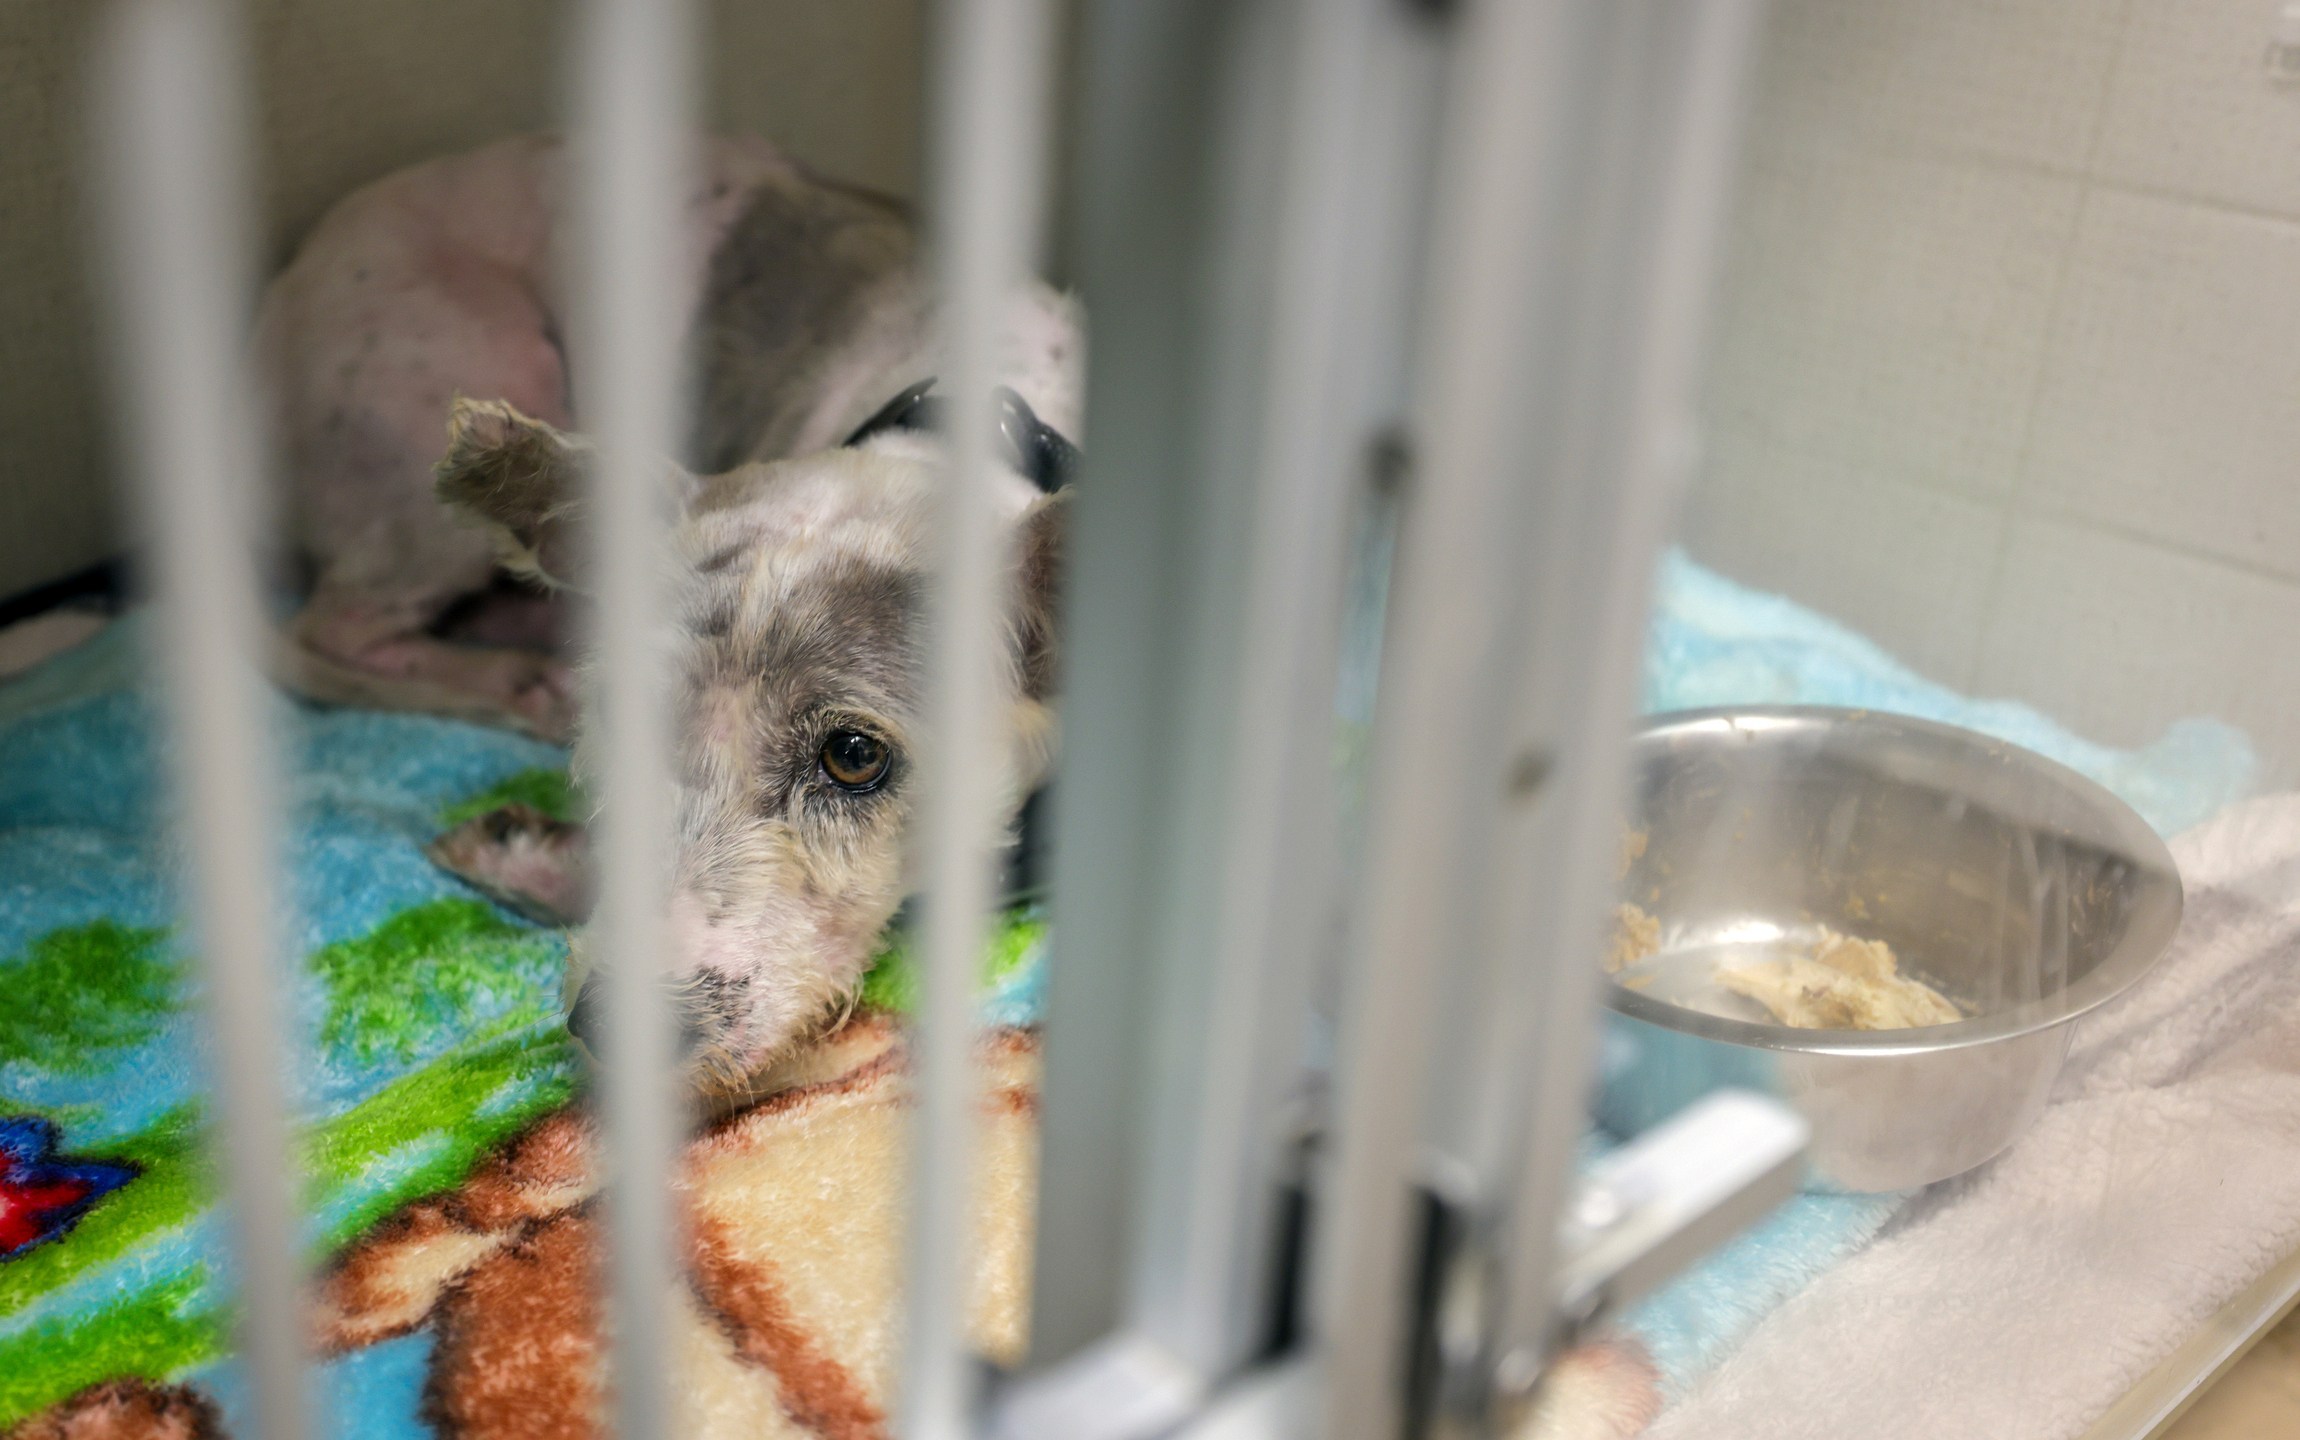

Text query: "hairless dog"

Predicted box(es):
[263, 134, 1082, 1102]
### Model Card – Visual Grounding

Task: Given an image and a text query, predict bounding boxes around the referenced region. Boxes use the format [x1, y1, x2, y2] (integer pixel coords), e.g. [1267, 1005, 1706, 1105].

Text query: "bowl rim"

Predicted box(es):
[1602, 704, 2187, 1056]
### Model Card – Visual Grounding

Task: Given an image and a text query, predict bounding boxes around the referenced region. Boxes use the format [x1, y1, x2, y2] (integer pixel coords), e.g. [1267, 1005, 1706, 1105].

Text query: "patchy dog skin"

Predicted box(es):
[435, 399, 1070, 1106]
[259, 134, 955, 743]
[265, 132, 1083, 1101]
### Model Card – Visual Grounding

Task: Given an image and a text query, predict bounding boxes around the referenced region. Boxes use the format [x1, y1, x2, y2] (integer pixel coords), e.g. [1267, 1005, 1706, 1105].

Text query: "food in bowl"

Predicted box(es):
[1607, 902, 1962, 1032]
[1713, 928, 1961, 1030]
[1597, 706, 2184, 1191]
[1607, 901, 1661, 976]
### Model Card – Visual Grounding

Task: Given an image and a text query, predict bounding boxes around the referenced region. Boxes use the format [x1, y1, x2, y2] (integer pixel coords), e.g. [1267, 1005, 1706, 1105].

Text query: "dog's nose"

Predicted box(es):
[565, 979, 603, 1054]
[564, 978, 713, 1063]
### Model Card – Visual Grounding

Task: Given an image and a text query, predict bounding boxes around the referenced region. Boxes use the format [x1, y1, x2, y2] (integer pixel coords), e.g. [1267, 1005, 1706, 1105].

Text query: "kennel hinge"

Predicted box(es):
[1415, 1090, 1809, 1434]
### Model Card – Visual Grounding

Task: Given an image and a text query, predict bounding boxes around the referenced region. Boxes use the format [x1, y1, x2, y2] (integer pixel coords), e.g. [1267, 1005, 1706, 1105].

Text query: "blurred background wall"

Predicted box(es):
[1686, 0, 2300, 785]
[0, 0, 922, 605]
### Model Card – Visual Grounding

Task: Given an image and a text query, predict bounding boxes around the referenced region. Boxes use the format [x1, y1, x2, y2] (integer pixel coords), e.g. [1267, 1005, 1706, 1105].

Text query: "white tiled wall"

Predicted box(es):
[1687, 0, 2300, 790]
[2026, 189, 2300, 578]
[1708, 143, 2079, 504]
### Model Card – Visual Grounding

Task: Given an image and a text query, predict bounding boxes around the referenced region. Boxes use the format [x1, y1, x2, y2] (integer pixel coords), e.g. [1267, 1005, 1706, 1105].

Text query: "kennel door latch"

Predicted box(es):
[1415, 1090, 1808, 1433]
[1544, 1090, 1808, 1354]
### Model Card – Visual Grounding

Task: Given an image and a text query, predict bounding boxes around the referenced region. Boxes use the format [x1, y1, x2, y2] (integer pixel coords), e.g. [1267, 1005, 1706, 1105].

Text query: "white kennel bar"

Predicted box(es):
[902, 0, 1060, 1437]
[1014, 1, 1772, 1438]
[1016, 0, 1441, 1421]
[1422, 0, 1769, 1387]
[94, 5, 313, 1439]
[92, 1, 1777, 1438]
[567, 0, 696, 1433]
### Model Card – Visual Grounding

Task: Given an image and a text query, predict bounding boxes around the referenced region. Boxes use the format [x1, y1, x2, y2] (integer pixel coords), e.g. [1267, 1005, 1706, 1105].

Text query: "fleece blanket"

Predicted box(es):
[0, 616, 1044, 1438]
[1640, 793, 2300, 1440]
[0, 551, 2260, 1437]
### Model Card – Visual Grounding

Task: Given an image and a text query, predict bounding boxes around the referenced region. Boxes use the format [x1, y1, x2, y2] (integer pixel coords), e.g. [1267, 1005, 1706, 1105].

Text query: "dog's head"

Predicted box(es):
[436, 397, 1065, 1104]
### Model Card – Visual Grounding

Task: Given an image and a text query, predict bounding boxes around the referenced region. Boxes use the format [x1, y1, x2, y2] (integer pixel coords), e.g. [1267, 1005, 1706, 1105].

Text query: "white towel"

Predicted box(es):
[1644, 793, 2300, 1440]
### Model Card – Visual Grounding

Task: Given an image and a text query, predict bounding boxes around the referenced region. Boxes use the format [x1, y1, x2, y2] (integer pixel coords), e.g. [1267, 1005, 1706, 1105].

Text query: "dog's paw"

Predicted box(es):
[500, 653, 578, 743]
[427, 802, 590, 926]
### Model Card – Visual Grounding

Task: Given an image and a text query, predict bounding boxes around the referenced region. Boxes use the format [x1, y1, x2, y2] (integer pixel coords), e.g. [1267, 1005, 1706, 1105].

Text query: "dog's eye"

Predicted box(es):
[819, 729, 892, 792]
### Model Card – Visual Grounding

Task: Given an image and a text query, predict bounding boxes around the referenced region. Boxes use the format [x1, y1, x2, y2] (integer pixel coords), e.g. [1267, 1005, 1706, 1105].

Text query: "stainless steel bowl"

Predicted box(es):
[1596, 706, 2184, 1192]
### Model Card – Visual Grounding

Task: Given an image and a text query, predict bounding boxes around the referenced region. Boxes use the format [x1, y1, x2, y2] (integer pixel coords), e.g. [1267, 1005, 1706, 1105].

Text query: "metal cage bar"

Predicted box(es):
[1119, 0, 1390, 1385]
[1305, 1, 1605, 1434]
[900, 1, 1057, 1437]
[1480, 0, 1767, 1397]
[81, 0, 1781, 1434]
[1022, 0, 1242, 1375]
[93, 4, 310, 1437]
[1309, 1, 1768, 1433]
[1019, 5, 1444, 1427]
[568, 0, 700, 1433]
[1063, 0, 1417, 1403]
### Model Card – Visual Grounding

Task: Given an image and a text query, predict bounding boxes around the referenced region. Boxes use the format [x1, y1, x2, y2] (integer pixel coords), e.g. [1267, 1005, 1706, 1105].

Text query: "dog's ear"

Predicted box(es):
[435, 399, 593, 590]
[434, 399, 704, 592]
[1010, 487, 1068, 703]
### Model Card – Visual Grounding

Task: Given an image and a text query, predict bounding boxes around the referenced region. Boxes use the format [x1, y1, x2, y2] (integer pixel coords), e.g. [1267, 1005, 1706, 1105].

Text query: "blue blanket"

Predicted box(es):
[0, 550, 2255, 1430]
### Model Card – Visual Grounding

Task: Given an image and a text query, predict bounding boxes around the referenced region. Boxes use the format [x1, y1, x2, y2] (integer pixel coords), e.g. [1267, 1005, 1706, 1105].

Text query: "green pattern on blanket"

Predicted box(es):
[0, 1271, 227, 1426]
[0, 922, 176, 1075]
[858, 909, 1046, 1015]
[314, 899, 564, 1065]
[302, 1021, 578, 1248]
[0, 751, 1045, 1430]
[436, 765, 582, 827]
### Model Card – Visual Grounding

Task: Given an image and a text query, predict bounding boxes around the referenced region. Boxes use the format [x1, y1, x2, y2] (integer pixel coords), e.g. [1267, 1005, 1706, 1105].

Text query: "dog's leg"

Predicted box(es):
[282, 577, 577, 741]
[435, 574, 571, 650]
[270, 376, 580, 739]
[258, 138, 587, 740]
[273, 386, 580, 739]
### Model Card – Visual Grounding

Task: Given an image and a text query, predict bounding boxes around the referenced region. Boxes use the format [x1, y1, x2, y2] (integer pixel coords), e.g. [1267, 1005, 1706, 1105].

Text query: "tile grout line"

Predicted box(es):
[1791, 137, 2300, 237]
[1811, 443, 2300, 594]
[1959, 0, 2141, 695]
[2088, 173, 2300, 234]
[2010, 499, 2300, 593]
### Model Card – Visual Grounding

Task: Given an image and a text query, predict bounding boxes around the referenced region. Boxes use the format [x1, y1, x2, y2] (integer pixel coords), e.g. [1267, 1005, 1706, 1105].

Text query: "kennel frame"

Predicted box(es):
[90, 0, 1773, 1437]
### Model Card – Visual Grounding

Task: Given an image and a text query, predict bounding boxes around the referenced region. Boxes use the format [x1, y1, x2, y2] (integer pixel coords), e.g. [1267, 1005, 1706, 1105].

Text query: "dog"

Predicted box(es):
[260, 134, 1082, 1102]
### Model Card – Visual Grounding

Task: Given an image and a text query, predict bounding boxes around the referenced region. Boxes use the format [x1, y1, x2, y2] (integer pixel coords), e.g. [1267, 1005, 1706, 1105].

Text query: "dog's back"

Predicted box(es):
[685, 169, 920, 473]
[260, 135, 953, 741]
